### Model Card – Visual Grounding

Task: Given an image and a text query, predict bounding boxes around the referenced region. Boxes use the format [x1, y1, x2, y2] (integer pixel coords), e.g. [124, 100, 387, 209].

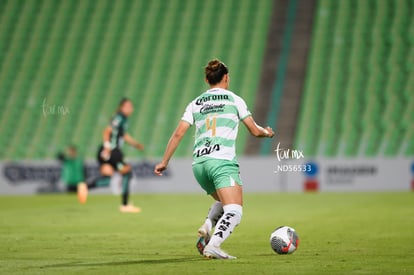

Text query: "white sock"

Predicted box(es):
[208, 204, 242, 247]
[204, 201, 223, 232]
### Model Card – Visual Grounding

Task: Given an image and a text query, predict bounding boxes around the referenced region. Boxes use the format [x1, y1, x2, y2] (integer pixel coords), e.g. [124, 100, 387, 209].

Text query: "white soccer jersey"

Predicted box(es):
[181, 88, 251, 164]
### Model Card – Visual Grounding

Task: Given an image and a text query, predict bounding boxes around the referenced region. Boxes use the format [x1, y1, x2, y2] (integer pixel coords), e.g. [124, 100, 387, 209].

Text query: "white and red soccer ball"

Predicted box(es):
[270, 226, 300, 254]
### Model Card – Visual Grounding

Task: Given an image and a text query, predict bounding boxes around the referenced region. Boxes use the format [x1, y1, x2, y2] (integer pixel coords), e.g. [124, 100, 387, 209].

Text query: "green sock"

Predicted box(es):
[121, 172, 132, 205]
[89, 176, 111, 188]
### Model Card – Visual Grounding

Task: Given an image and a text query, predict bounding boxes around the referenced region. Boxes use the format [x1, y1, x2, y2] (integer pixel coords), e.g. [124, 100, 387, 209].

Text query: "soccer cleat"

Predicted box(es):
[77, 182, 88, 204]
[203, 244, 236, 260]
[196, 224, 211, 255]
[119, 204, 142, 213]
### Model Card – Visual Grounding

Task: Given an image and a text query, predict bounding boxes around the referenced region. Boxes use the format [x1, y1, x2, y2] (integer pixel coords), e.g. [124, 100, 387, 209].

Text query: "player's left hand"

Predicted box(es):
[135, 143, 144, 151]
[264, 126, 275, 138]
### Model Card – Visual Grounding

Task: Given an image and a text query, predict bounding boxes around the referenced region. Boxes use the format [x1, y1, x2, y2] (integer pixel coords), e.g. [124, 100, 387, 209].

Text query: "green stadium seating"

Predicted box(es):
[295, 0, 414, 157]
[0, 0, 272, 160]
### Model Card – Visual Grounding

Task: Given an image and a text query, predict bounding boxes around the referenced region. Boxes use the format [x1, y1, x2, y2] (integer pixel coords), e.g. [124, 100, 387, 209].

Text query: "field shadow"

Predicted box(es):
[41, 256, 204, 269]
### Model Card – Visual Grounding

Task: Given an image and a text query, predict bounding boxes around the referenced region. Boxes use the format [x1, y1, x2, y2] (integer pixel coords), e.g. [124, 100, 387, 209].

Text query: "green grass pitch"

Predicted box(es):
[0, 192, 413, 274]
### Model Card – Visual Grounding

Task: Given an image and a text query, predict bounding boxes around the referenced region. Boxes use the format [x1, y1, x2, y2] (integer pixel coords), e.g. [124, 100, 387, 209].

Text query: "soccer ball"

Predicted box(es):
[270, 226, 299, 254]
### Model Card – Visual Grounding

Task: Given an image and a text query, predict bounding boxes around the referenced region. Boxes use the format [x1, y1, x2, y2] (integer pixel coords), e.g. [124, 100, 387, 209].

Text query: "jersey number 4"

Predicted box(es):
[206, 116, 217, 137]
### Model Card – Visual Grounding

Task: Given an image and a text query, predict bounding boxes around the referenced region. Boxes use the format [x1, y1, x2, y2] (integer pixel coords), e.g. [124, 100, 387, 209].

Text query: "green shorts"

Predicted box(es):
[192, 159, 243, 195]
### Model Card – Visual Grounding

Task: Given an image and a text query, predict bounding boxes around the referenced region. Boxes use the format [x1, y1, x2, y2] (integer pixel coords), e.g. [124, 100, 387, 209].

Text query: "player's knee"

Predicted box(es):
[119, 164, 132, 175]
[100, 164, 114, 176]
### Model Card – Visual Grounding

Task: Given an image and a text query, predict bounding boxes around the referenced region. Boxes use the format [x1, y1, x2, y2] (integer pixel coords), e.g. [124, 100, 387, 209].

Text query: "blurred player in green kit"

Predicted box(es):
[57, 145, 85, 192]
[77, 98, 145, 213]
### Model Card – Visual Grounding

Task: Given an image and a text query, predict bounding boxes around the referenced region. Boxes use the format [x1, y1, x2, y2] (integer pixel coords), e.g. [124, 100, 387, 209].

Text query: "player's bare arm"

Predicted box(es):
[154, 120, 191, 176]
[124, 133, 144, 151]
[242, 116, 274, 138]
[101, 126, 113, 159]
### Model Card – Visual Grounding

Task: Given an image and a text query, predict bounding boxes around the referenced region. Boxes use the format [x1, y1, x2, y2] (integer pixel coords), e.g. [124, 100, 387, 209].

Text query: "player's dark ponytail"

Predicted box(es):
[205, 59, 228, 85]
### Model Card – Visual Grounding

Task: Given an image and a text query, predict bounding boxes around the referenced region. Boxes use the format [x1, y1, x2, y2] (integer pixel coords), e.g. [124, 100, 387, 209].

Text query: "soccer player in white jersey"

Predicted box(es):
[154, 59, 274, 259]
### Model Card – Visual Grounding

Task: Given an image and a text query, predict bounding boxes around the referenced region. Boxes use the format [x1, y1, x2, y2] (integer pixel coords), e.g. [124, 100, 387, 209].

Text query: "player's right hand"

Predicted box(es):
[154, 162, 167, 176]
